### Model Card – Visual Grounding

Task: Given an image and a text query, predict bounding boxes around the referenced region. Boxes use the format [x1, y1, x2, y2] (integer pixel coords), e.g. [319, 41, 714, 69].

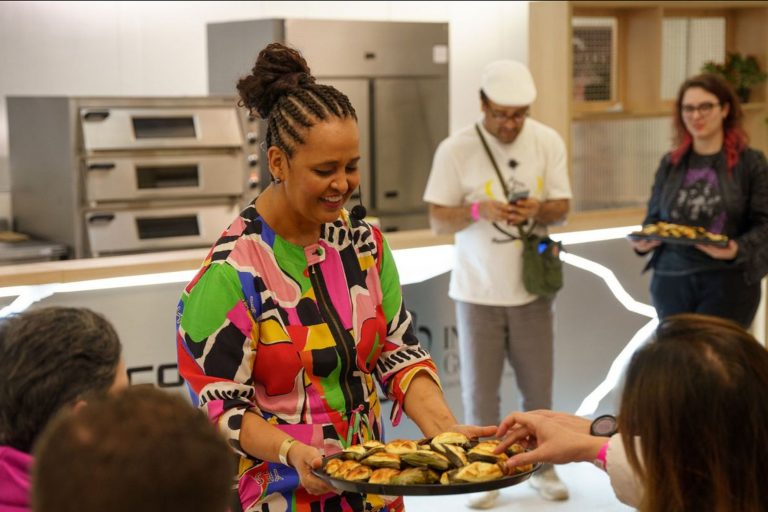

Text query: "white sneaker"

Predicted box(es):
[465, 490, 499, 509]
[529, 466, 569, 501]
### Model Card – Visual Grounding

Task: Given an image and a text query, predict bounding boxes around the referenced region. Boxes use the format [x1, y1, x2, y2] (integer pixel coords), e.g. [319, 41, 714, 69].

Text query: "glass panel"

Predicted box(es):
[571, 117, 672, 212]
[688, 18, 726, 77]
[572, 17, 616, 102]
[132, 117, 196, 139]
[136, 165, 199, 189]
[135, 216, 199, 239]
[661, 18, 688, 100]
[661, 17, 725, 100]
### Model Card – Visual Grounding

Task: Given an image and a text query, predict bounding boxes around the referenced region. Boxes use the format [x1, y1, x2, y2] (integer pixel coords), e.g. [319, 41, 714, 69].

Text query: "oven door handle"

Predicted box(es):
[88, 213, 116, 224]
[82, 110, 111, 121]
[86, 162, 116, 171]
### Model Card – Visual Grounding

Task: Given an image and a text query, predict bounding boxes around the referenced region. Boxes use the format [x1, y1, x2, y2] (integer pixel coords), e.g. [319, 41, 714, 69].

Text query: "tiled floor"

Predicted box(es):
[404, 462, 635, 511]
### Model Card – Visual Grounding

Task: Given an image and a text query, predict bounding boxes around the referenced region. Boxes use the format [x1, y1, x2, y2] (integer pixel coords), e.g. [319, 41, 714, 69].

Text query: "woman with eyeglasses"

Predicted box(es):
[628, 73, 768, 327]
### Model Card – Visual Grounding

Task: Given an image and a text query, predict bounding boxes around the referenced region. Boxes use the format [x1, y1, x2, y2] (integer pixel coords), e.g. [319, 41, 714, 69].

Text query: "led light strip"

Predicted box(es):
[560, 252, 656, 318]
[551, 225, 640, 246]
[0, 271, 196, 318]
[558, 249, 657, 416]
[574, 318, 658, 416]
[0, 246, 457, 318]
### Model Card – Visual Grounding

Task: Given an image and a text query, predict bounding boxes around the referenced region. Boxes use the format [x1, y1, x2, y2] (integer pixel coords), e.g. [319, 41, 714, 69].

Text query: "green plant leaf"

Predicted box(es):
[700, 52, 767, 90]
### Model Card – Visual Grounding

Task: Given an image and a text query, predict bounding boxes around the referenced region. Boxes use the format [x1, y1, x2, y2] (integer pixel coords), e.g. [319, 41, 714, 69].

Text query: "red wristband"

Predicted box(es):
[470, 202, 480, 221]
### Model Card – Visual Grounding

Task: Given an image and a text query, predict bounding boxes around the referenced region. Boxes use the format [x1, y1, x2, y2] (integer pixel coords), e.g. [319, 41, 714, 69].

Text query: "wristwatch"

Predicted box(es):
[590, 414, 618, 437]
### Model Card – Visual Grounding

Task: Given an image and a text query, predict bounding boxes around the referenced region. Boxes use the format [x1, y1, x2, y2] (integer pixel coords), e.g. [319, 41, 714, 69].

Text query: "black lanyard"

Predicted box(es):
[474, 123, 536, 240]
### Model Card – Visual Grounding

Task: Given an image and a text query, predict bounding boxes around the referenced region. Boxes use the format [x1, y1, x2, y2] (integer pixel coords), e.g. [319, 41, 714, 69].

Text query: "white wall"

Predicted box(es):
[0, 0, 529, 225]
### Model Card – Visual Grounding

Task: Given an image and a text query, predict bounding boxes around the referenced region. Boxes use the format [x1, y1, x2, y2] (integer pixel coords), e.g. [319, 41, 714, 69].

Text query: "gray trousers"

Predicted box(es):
[455, 298, 555, 426]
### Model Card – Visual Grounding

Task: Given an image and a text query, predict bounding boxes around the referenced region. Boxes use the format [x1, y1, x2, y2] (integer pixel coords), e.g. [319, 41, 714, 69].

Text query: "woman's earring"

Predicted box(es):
[273, 176, 282, 185]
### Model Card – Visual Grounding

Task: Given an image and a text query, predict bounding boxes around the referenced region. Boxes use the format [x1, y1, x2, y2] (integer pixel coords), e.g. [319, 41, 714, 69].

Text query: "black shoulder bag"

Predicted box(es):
[474, 124, 564, 297]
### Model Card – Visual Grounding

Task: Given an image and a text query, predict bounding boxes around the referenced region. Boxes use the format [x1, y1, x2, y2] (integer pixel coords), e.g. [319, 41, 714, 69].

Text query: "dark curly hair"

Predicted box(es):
[0, 307, 122, 453]
[236, 42, 356, 158]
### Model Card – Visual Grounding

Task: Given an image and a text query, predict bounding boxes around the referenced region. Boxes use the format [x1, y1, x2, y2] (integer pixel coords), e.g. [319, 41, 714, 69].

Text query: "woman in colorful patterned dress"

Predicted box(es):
[176, 43, 493, 512]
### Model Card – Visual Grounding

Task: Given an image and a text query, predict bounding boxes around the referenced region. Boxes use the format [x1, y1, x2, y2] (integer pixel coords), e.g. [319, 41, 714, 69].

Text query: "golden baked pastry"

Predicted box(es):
[452, 461, 506, 483]
[390, 467, 439, 485]
[400, 450, 451, 471]
[342, 444, 368, 461]
[368, 468, 401, 484]
[635, 222, 728, 243]
[324, 458, 344, 476]
[334, 460, 362, 479]
[345, 464, 373, 482]
[321, 432, 535, 488]
[360, 452, 401, 470]
[384, 439, 419, 455]
[467, 441, 508, 464]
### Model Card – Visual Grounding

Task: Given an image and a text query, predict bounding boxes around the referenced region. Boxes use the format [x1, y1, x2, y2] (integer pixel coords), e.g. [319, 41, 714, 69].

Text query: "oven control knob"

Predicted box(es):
[247, 155, 259, 167]
[246, 132, 259, 144]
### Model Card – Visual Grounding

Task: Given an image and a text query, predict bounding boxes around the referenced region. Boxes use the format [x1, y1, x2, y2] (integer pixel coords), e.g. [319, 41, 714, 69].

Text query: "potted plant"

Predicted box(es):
[701, 52, 768, 103]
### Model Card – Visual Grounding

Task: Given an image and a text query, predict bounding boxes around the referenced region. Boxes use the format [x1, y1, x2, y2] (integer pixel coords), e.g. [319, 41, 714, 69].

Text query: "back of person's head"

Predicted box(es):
[0, 306, 123, 453]
[618, 313, 768, 512]
[32, 385, 235, 512]
[236, 42, 357, 158]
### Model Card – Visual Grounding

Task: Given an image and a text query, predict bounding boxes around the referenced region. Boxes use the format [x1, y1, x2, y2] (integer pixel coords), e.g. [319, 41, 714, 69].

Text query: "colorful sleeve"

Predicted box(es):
[373, 233, 442, 425]
[176, 262, 258, 458]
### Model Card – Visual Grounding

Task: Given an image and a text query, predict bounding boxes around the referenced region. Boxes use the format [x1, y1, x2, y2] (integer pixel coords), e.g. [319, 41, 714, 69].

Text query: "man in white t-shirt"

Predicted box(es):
[423, 60, 572, 508]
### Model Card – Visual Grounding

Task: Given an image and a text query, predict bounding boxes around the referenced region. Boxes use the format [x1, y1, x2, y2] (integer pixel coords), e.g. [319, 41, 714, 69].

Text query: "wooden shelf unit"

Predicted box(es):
[530, 0, 768, 164]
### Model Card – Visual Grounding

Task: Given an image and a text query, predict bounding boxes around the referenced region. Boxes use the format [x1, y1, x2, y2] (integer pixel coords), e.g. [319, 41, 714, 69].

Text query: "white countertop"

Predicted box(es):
[0, 208, 644, 288]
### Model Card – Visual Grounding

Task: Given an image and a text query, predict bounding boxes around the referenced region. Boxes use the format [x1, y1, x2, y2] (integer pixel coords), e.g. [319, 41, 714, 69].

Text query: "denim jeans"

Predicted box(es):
[650, 269, 761, 328]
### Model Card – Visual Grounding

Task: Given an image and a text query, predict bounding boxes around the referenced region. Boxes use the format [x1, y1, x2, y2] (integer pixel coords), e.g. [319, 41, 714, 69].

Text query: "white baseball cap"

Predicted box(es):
[481, 60, 537, 106]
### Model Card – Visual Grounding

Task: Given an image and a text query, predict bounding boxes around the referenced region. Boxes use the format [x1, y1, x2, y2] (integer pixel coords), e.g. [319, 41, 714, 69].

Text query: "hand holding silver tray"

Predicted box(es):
[311, 434, 540, 496]
[627, 221, 729, 248]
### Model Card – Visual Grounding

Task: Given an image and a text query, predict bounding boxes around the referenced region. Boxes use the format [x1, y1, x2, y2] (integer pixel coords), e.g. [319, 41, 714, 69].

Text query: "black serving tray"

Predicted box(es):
[312, 452, 540, 496]
[627, 232, 729, 248]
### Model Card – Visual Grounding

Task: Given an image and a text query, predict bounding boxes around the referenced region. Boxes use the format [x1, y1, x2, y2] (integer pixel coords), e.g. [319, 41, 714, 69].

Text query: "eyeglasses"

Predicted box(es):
[681, 102, 720, 117]
[487, 106, 530, 123]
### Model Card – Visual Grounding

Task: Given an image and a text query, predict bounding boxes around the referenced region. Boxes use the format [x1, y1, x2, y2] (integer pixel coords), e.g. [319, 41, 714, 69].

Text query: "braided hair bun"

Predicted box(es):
[237, 43, 317, 119]
[236, 42, 355, 158]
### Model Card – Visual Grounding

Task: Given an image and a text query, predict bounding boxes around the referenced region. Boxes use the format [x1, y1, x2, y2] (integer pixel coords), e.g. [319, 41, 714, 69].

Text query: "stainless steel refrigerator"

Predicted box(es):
[207, 19, 449, 232]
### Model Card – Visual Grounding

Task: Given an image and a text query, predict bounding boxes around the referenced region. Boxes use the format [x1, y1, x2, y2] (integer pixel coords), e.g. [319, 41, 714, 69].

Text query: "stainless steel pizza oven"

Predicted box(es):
[8, 96, 252, 257]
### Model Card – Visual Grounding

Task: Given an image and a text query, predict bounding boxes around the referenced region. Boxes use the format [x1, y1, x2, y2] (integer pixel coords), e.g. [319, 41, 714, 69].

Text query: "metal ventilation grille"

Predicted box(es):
[661, 17, 726, 100]
[573, 17, 616, 102]
[571, 117, 672, 212]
